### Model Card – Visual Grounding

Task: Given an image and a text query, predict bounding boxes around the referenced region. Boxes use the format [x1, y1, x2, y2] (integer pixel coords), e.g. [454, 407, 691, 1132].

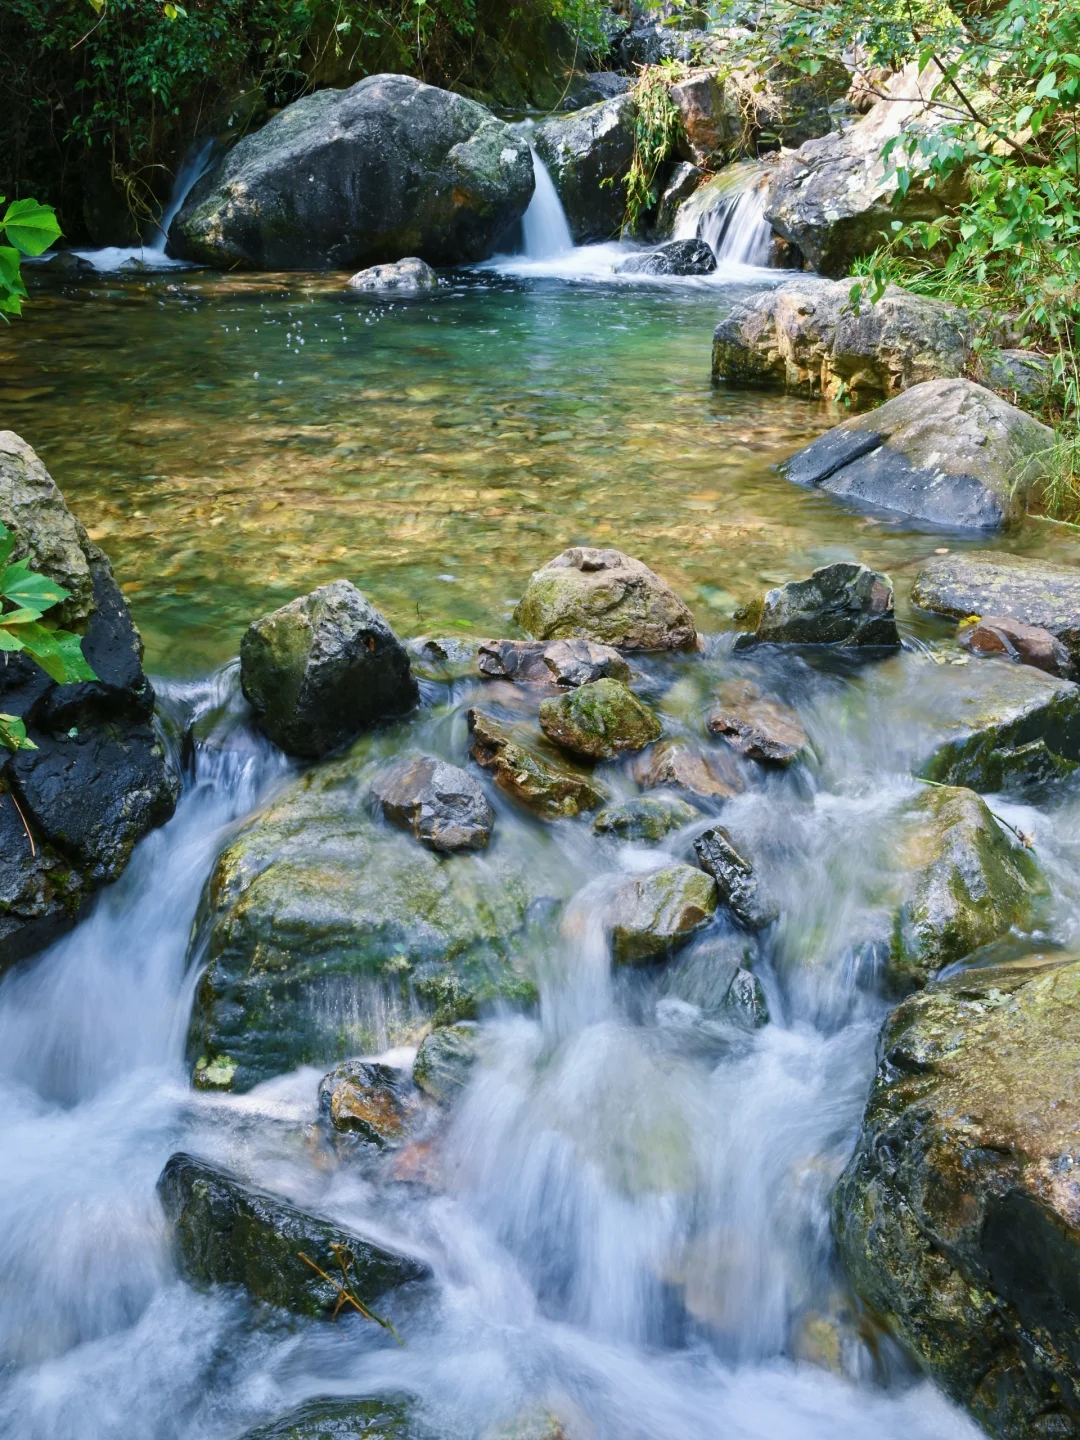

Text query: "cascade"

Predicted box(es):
[521, 147, 574, 260]
[674, 165, 774, 266]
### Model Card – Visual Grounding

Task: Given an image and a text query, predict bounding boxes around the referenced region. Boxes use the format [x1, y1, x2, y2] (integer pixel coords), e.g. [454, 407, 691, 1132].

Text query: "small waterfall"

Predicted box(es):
[674, 165, 774, 266]
[521, 147, 574, 261]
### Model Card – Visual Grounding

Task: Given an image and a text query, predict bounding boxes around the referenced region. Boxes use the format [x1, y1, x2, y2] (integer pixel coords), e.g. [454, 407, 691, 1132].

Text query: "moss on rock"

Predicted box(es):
[538, 678, 662, 760]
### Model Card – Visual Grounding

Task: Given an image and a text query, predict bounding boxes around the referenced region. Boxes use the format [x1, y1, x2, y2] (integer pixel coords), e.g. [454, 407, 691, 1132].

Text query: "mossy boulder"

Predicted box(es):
[593, 795, 700, 842]
[514, 547, 697, 652]
[237, 1397, 417, 1440]
[412, 1021, 480, 1104]
[157, 1152, 430, 1317]
[833, 954, 1080, 1439]
[538, 678, 661, 760]
[608, 864, 717, 965]
[185, 755, 547, 1092]
[533, 95, 636, 243]
[888, 785, 1042, 990]
[467, 708, 607, 819]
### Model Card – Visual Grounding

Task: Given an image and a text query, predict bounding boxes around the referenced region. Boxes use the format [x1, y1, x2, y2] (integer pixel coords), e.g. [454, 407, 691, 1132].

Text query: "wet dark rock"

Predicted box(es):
[912, 551, 1080, 668]
[477, 637, 629, 687]
[960, 616, 1073, 678]
[712, 279, 972, 405]
[157, 1152, 430, 1317]
[655, 162, 703, 234]
[560, 71, 632, 110]
[371, 754, 493, 852]
[782, 379, 1052, 531]
[662, 931, 749, 1011]
[833, 954, 1080, 1439]
[240, 580, 417, 759]
[764, 65, 969, 277]
[608, 864, 717, 965]
[693, 825, 775, 930]
[669, 69, 735, 168]
[724, 967, 769, 1028]
[0, 431, 178, 971]
[515, 547, 697, 651]
[467, 708, 607, 818]
[734, 562, 898, 648]
[705, 679, 809, 765]
[631, 739, 746, 802]
[917, 660, 1080, 793]
[186, 754, 544, 1092]
[170, 76, 534, 269]
[237, 1396, 417, 1440]
[888, 785, 1042, 991]
[616, 239, 716, 276]
[618, 22, 714, 69]
[317, 1061, 413, 1146]
[412, 1021, 479, 1104]
[406, 635, 480, 681]
[346, 257, 439, 293]
[593, 795, 701, 843]
[533, 95, 637, 243]
[538, 678, 662, 760]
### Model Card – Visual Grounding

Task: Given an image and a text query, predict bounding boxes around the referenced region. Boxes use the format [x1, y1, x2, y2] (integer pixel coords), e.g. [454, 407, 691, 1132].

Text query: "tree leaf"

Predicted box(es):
[0, 629, 25, 652]
[1, 564, 70, 611]
[0, 714, 35, 752]
[1, 198, 62, 257]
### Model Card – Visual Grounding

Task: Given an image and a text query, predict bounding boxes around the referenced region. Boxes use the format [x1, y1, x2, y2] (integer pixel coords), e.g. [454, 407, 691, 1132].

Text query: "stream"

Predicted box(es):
[1, 162, 1078, 1440]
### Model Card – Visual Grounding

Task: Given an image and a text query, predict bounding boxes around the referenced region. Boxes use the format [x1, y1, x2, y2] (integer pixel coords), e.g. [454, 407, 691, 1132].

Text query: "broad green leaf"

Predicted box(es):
[0, 607, 45, 625]
[0, 629, 24, 651]
[1, 564, 70, 611]
[51, 630, 98, 683]
[0, 714, 35, 752]
[16, 623, 66, 683]
[0, 522, 14, 571]
[1034, 70, 1058, 100]
[1, 199, 61, 258]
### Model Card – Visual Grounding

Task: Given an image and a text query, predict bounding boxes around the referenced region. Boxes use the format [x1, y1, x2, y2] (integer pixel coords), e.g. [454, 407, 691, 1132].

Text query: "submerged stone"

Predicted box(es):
[593, 795, 700, 842]
[735, 562, 898, 648]
[467, 708, 607, 818]
[186, 755, 543, 1092]
[371, 754, 493, 852]
[412, 1021, 479, 1104]
[608, 864, 717, 965]
[888, 785, 1042, 990]
[705, 679, 810, 765]
[514, 547, 697, 652]
[236, 1397, 417, 1440]
[833, 954, 1080, 1439]
[693, 825, 775, 930]
[240, 580, 417, 759]
[317, 1061, 413, 1146]
[477, 637, 630, 687]
[538, 678, 662, 760]
[631, 740, 745, 802]
[157, 1152, 430, 1317]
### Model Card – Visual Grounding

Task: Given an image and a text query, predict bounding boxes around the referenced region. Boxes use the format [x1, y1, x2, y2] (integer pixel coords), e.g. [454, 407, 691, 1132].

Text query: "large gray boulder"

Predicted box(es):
[534, 94, 637, 242]
[911, 551, 1080, 667]
[0, 432, 179, 971]
[169, 75, 534, 269]
[764, 65, 969, 276]
[782, 379, 1053, 530]
[712, 279, 973, 404]
[240, 580, 417, 759]
[834, 954, 1080, 1439]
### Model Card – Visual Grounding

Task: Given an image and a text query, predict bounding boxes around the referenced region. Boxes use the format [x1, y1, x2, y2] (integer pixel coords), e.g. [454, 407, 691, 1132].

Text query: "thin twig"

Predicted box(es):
[916, 776, 1035, 848]
[298, 1249, 403, 1343]
[7, 789, 36, 856]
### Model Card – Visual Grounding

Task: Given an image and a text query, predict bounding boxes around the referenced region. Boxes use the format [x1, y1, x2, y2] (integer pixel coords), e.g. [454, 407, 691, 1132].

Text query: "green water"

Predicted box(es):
[4, 268, 1077, 674]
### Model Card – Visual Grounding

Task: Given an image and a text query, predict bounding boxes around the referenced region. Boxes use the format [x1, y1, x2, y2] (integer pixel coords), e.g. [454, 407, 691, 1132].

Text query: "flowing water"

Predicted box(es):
[3, 189, 1080, 1440]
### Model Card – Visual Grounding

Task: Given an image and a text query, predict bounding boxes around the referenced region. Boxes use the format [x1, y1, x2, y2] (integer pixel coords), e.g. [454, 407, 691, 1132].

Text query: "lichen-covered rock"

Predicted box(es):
[467, 709, 607, 818]
[170, 76, 534, 269]
[705, 679, 809, 765]
[412, 1021, 479, 1104]
[371, 754, 493, 852]
[912, 551, 1080, 667]
[782, 379, 1052, 530]
[888, 786, 1042, 990]
[346, 257, 439, 293]
[186, 755, 544, 1092]
[693, 825, 775, 930]
[764, 64, 969, 277]
[833, 955, 1080, 1439]
[477, 637, 629, 687]
[960, 616, 1073, 679]
[237, 1396, 417, 1440]
[711, 279, 972, 405]
[534, 95, 636, 243]
[593, 795, 700, 842]
[538, 678, 661, 760]
[317, 1061, 414, 1146]
[916, 660, 1080, 793]
[240, 580, 417, 759]
[157, 1153, 430, 1316]
[608, 864, 717, 965]
[734, 562, 898, 648]
[514, 547, 697, 651]
[630, 739, 746, 802]
[616, 238, 716, 276]
[0, 432, 178, 971]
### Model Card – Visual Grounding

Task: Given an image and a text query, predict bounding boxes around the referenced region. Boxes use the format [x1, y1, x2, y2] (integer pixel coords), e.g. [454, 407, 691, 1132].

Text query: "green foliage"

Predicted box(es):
[0, 519, 97, 753]
[622, 63, 685, 236]
[0, 197, 60, 320]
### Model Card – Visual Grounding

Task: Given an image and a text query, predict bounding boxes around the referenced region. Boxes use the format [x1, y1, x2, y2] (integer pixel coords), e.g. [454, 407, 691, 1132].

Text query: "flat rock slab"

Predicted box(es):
[960, 615, 1072, 677]
[631, 739, 746, 802]
[371, 753, 493, 852]
[783, 379, 1052, 530]
[912, 550, 1080, 664]
[467, 708, 607, 818]
[157, 1152, 430, 1317]
[834, 954, 1080, 1438]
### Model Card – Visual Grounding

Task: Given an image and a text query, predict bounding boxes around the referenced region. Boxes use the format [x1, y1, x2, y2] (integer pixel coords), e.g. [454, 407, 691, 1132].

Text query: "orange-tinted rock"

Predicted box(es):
[960, 614, 1072, 677]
